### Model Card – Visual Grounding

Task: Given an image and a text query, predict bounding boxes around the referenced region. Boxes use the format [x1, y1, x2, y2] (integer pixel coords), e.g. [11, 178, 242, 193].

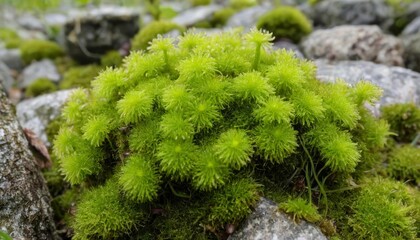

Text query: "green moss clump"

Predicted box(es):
[190, 0, 211, 7]
[387, 145, 420, 184]
[229, 0, 257, 10]
[25, 78, 57, 97]
[381, 103, 420, 143]
[54, 29, 397, 238]
[347, 177, 417, 240]
[280, 198, 321, 223]
[20, 39, 64, 64]
[131, 21, 185, 51]
[0, 28, 22, 49]
[194, 8, 237, 28]
[159, 6, 178, 20]
[59, 65, 102, 89]
[101, 50, 123, 67]
[256, 6, 312, 43]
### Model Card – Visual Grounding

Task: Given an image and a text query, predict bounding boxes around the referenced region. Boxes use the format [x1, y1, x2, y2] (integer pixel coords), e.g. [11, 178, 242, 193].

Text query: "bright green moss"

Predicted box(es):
[381, 103, 420, 143]
[100, 50, 122, 67]
[25, 78, 57, 97]
[387, 145, 420, 184]
[347, 177, 417, 240]
[159, 6, 178, 20]
[20, 39, 64, 64]
[131, 21, 185, 51]
[229, 0, 257, 10]
[0, 27, 22, 49]
[190, 0, 211, 6]
[279, 198, 321, 223]
[54, 29, 396, 238]
[59, 65, 102, 89]
[256, 6, 312, 43]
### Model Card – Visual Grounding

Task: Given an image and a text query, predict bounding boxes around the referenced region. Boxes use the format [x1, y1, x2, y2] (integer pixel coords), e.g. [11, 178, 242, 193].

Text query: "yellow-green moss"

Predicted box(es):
[25, 78, 57, 97]
[20, 39, 64, 64]
[100, 50, 123, 67]
[381, 103, 420, 143]
[387, 145, 420, 184]
[0, 27, 22, 49]
[190, 0, 211, 7]
[59, 65, 102, 89]
[229, 0, 257, 10]
[131, 21, 185, 51]
[256, 6, 312, 43]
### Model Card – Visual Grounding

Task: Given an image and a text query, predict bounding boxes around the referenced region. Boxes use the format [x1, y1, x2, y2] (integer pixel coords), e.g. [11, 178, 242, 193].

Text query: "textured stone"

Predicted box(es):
[315, 60, 420, 116]
[16, 90, 73, 146]
[64, 6, 139, 63]
[226, 5, 271, 30]
[401, 16, 420, 36]
[313, 0, 393, 30]
[402, 33, 420, 72]
[19, 59, 60, 88]
[229, 198, 327, 240]
[172, 5, 222, 27]
[0, 48, 24, 71]
[0, 61, 13, 91]
[301, 25, 404, 67]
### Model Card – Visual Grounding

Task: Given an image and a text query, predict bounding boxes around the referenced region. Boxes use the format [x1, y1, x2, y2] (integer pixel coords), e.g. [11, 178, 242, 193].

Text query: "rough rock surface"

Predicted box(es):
[0, 61, 13, 91]
[315, 60, 420, 115]
[229, 198, 327, 240]
[19, 59, 60, 88]
[402, 33, 420, 73]
[0, 48, 24, 71]
[64, 6, 139, 63]
[301, 25, 404, 67]
[313, 0, 393, 29]
[0, 83, 57, 239]
[226, 5, 270, 30]
[401, 16, 420, 36]
[172, 5, 222, 27]
[16, 90, 73, 146]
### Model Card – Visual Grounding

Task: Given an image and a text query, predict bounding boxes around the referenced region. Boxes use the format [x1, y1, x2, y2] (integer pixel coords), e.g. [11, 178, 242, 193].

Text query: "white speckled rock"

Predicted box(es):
[315, 60, 420, 115]
[16, 90, 73, 146]
[229, 198, 327, 240]
[19, 59, 60, 88]
[172, 5, 222, 27]
[301, 25, 404, 67]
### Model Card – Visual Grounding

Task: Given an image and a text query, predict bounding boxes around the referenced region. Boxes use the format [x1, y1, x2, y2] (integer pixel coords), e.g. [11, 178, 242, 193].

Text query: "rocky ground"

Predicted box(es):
[0, 0, 419, 239]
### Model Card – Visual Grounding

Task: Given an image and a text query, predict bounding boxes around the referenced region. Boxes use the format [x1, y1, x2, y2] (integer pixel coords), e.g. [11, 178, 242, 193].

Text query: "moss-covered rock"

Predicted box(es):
[131, 21, 185, 51]
[59, 65, 102, 89]
[25, 78, 58, 97]
[20, 39, 64, 64]
[256, 6, 312, 43]
[0, 27, 22, 49]
[229, 0, 257, 10]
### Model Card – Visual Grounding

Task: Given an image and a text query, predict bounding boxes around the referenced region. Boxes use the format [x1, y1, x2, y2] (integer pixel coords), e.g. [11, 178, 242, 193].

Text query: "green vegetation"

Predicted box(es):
[59, 65, 102, 89]
[131, 21, 185, 51]
[190, 0, 211, 7]
[387, 145, 420, 184]
[101, 51, 123, 67]
[256, 6, 312, 43]
[20, 39, 64, 64]
[49, 28, 416, 239]
[0, 28, 22, 49]
[194, 7, 237, 28]
[381, 103, 420, 142]
[25, 78, 57, 97]
[229, 0, 257, 10]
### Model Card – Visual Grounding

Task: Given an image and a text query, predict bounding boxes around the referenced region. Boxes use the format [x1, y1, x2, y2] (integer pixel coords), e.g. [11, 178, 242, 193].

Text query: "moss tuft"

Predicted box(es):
[20, 39, 64, 64]
[25, 78, 57, 97]
[100, 50, 123, 67]
[381, 103, 420, 143]
[256, 6, 312, 43]
[387, 145, 420, 184]
[131, 21, 185, 51]
[0, 27, 22, 49]
[59, 65, 102, 89]
[279, 197, 321, 223]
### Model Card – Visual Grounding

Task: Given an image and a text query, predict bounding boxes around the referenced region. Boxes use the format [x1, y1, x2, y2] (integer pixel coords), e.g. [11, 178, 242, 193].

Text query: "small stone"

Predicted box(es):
[226, 5, 271, 30]
[0, 61, 14, 92]
[172, 5, 222, 27]
[19, 59, 60, 88]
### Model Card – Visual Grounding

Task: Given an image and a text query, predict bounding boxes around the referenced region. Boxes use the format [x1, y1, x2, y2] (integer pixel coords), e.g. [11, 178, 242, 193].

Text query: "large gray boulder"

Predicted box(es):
[229, 198, 327, 240]
[64, 6, 139, 63]
[19, 59, 60, 88]
[172, 5, 222, 27]
[312, 0, 393, 30]
[301, 25, 404, 67]
[402, 33, 420, 73]
[315, 60, 420, 115]
[0, 61, 13, 92]
[16, 90, 73, 146]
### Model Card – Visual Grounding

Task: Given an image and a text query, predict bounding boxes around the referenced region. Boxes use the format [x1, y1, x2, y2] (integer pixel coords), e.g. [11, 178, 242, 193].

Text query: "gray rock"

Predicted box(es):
[402, 33, 420, 72]
[273, 40, 304, 59]
[19, 60, 60, 88]
[226, 5, 271, 30]
[401, 16, 420, 36]
[312, 0, 393, 30]
[44, 13, 68, 27]
[315, 60, 420, 115]
[0, 61, 14, 91]
[301, 25, 404, 67]
[172, 5, 222, 27]
[18, 13, 45, 31]
[229, 198, 327, 240]
[16, 90, 73, 146]
[64, 6, 139, 63]
[0, 48, 24, 71]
